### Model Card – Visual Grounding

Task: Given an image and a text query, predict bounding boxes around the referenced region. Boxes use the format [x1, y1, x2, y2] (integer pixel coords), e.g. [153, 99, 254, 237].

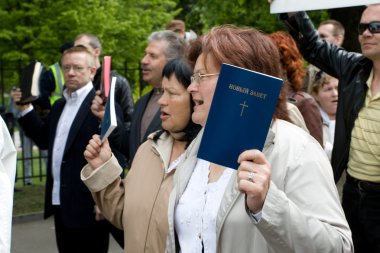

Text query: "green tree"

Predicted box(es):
[177, 0, 366, 55]
[0, 0, 179, 102]
[176, 0, 328, 36]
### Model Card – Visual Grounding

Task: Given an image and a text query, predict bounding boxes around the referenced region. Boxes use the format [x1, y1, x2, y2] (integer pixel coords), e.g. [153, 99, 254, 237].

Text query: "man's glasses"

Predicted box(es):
[190, 72, 219, 84]
[358, 21, 380, 35]
[62, 65, 90, 73]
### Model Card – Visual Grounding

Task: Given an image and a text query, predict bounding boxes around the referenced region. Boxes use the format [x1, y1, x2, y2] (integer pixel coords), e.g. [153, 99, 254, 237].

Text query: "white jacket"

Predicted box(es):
[0, 117, 17, 253]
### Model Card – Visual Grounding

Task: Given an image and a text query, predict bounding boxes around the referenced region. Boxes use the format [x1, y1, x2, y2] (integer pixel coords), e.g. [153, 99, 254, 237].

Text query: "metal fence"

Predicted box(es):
[14, 129, 48, 185]
[0, 58, 144, 185]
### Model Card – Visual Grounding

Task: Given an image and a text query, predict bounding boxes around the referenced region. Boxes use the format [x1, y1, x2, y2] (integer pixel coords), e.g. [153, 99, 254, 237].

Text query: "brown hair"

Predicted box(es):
[187, 25, 290, 121]
[268, 31, 305, 93]
[166, 20, 186, 33]
[74, 33, 102, 51]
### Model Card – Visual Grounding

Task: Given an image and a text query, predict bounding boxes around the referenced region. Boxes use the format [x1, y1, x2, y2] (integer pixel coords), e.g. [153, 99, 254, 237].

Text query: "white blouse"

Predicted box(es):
[175, 159, 233, 253]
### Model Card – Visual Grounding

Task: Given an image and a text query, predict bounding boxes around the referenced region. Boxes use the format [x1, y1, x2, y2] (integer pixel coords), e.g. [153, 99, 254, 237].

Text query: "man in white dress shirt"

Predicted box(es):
[12, 46, 126, 253]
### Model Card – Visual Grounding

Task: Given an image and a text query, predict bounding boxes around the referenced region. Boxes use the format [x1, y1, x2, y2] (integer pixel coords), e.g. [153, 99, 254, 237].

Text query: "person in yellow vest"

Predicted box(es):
[48, 61, 65, 105]
[37, 41, 73, 119]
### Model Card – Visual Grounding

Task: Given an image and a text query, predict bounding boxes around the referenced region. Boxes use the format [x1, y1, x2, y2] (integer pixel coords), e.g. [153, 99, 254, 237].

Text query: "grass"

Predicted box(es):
[13, 148, 47, 216]
[13, 183, 45, 216]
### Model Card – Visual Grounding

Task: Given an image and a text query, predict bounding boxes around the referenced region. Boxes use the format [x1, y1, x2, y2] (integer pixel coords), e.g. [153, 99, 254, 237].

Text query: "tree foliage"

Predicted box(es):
[0, 0, 179, 63]
[0, 0, 365, 105]
[0, 0, 179, 100]
[177, 0, 328, 36]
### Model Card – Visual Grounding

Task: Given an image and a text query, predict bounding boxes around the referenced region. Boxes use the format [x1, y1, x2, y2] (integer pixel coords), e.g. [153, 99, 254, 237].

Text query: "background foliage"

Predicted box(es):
[0, 0, 178, 102]
[178, 0, 329, 35]
[0, 0, 365, 105]
[0, 0, 178, 65]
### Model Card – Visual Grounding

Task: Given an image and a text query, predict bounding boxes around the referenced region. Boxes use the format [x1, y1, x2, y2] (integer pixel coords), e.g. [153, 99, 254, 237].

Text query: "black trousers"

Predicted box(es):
[53, 207, 110, 253]
[342, 175, 380, 253]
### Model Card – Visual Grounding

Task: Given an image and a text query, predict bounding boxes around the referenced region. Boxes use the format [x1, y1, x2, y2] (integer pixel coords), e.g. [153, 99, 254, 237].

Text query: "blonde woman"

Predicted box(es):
[308, 70, 339, 160]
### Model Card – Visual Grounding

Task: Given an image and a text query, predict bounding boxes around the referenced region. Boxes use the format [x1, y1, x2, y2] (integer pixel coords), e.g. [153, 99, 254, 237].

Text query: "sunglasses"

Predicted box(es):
[314, 70, 325, 82]
[358, 21, 380, 35]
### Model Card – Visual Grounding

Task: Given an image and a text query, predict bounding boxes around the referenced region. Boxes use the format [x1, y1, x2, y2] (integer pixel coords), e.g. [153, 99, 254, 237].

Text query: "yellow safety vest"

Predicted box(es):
[49, 62, 64, 104]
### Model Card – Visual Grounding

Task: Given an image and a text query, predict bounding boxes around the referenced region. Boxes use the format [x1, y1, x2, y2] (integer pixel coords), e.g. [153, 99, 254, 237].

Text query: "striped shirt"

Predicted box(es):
[348, 69, 380, 182]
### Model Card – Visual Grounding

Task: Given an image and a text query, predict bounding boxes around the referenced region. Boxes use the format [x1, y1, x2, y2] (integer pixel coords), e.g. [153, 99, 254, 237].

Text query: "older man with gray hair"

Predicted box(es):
[128, 30, 185, 165]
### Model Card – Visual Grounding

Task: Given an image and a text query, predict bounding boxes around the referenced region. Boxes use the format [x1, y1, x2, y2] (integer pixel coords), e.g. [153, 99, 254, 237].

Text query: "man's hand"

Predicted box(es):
[10, 87, 31, 111]
[91, 90, 106, 121]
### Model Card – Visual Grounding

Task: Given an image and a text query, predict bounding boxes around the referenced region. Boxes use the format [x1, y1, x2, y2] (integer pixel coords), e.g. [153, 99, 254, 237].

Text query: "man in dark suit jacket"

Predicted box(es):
[129, 30, 185, 165]
[74, 33, 134, 133]
[13, 46, 127, 253]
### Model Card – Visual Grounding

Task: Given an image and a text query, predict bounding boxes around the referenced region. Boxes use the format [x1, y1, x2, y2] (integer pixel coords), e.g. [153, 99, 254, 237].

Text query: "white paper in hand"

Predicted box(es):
[270, 0, 380, 13]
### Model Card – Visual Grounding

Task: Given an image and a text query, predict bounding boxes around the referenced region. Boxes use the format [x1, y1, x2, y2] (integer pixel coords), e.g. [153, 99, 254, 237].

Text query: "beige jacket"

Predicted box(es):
[166, 120, 353, 253]
[82, 132, 175, 253]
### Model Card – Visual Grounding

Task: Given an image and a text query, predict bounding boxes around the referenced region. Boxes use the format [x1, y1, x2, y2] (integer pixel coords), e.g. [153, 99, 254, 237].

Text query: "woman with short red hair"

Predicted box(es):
[269, 31, 324, 146]
[166, 25, 353, 253]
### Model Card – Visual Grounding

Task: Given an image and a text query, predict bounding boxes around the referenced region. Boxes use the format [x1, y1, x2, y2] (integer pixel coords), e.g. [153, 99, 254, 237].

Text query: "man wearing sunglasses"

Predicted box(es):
[279, 4, 380, 253]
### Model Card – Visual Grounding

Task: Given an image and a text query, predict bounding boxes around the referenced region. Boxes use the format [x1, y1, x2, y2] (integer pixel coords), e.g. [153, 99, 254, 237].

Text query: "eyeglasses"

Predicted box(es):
[62, 65, 90, 73]
[190, 72, 219, 84]
[358, 21, 380, 35]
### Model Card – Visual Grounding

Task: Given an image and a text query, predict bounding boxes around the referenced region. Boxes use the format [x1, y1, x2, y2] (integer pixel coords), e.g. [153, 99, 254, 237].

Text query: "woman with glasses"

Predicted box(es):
[165, 26, 353, 253]
[81, 58, 201, 253]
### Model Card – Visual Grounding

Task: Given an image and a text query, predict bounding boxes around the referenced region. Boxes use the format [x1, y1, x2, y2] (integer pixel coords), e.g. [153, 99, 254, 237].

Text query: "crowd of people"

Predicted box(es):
[3, 3, 380, 253]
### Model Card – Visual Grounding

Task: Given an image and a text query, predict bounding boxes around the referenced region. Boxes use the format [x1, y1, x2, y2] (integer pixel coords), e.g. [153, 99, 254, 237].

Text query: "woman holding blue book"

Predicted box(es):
[165, 26, 353, 253]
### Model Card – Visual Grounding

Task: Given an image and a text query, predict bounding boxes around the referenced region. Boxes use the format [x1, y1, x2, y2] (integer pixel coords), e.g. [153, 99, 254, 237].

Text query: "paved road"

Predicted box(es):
[12, 213, 123, 253]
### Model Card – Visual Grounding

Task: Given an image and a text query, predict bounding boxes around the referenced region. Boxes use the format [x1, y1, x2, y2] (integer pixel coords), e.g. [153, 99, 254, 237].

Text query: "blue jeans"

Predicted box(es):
[342, 177, 380, 253]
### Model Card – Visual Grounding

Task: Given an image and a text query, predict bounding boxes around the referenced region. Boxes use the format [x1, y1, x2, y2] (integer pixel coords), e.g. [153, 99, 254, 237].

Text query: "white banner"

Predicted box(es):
[270, 0, 380, 13]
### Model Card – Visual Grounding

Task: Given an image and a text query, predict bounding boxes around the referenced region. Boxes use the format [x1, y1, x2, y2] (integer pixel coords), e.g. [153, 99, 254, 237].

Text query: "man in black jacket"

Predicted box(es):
[74, 33, 134, 133]
[12, 46, 127, 253]
[279, 4, 380, 253]
[128, 30, 185, 165]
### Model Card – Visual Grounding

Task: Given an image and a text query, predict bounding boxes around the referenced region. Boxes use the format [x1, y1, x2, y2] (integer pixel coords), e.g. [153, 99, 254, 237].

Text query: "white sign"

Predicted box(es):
[270, 0, 380, 13]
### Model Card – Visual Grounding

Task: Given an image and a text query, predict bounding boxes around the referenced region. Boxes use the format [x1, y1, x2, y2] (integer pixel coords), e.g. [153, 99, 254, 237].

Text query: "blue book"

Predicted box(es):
[198, 63, 283, 169]
[100, 76, 117, 142]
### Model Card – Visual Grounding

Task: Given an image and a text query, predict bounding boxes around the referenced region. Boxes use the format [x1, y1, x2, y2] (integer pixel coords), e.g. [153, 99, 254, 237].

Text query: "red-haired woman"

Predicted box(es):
[269, 31, 324, 147]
